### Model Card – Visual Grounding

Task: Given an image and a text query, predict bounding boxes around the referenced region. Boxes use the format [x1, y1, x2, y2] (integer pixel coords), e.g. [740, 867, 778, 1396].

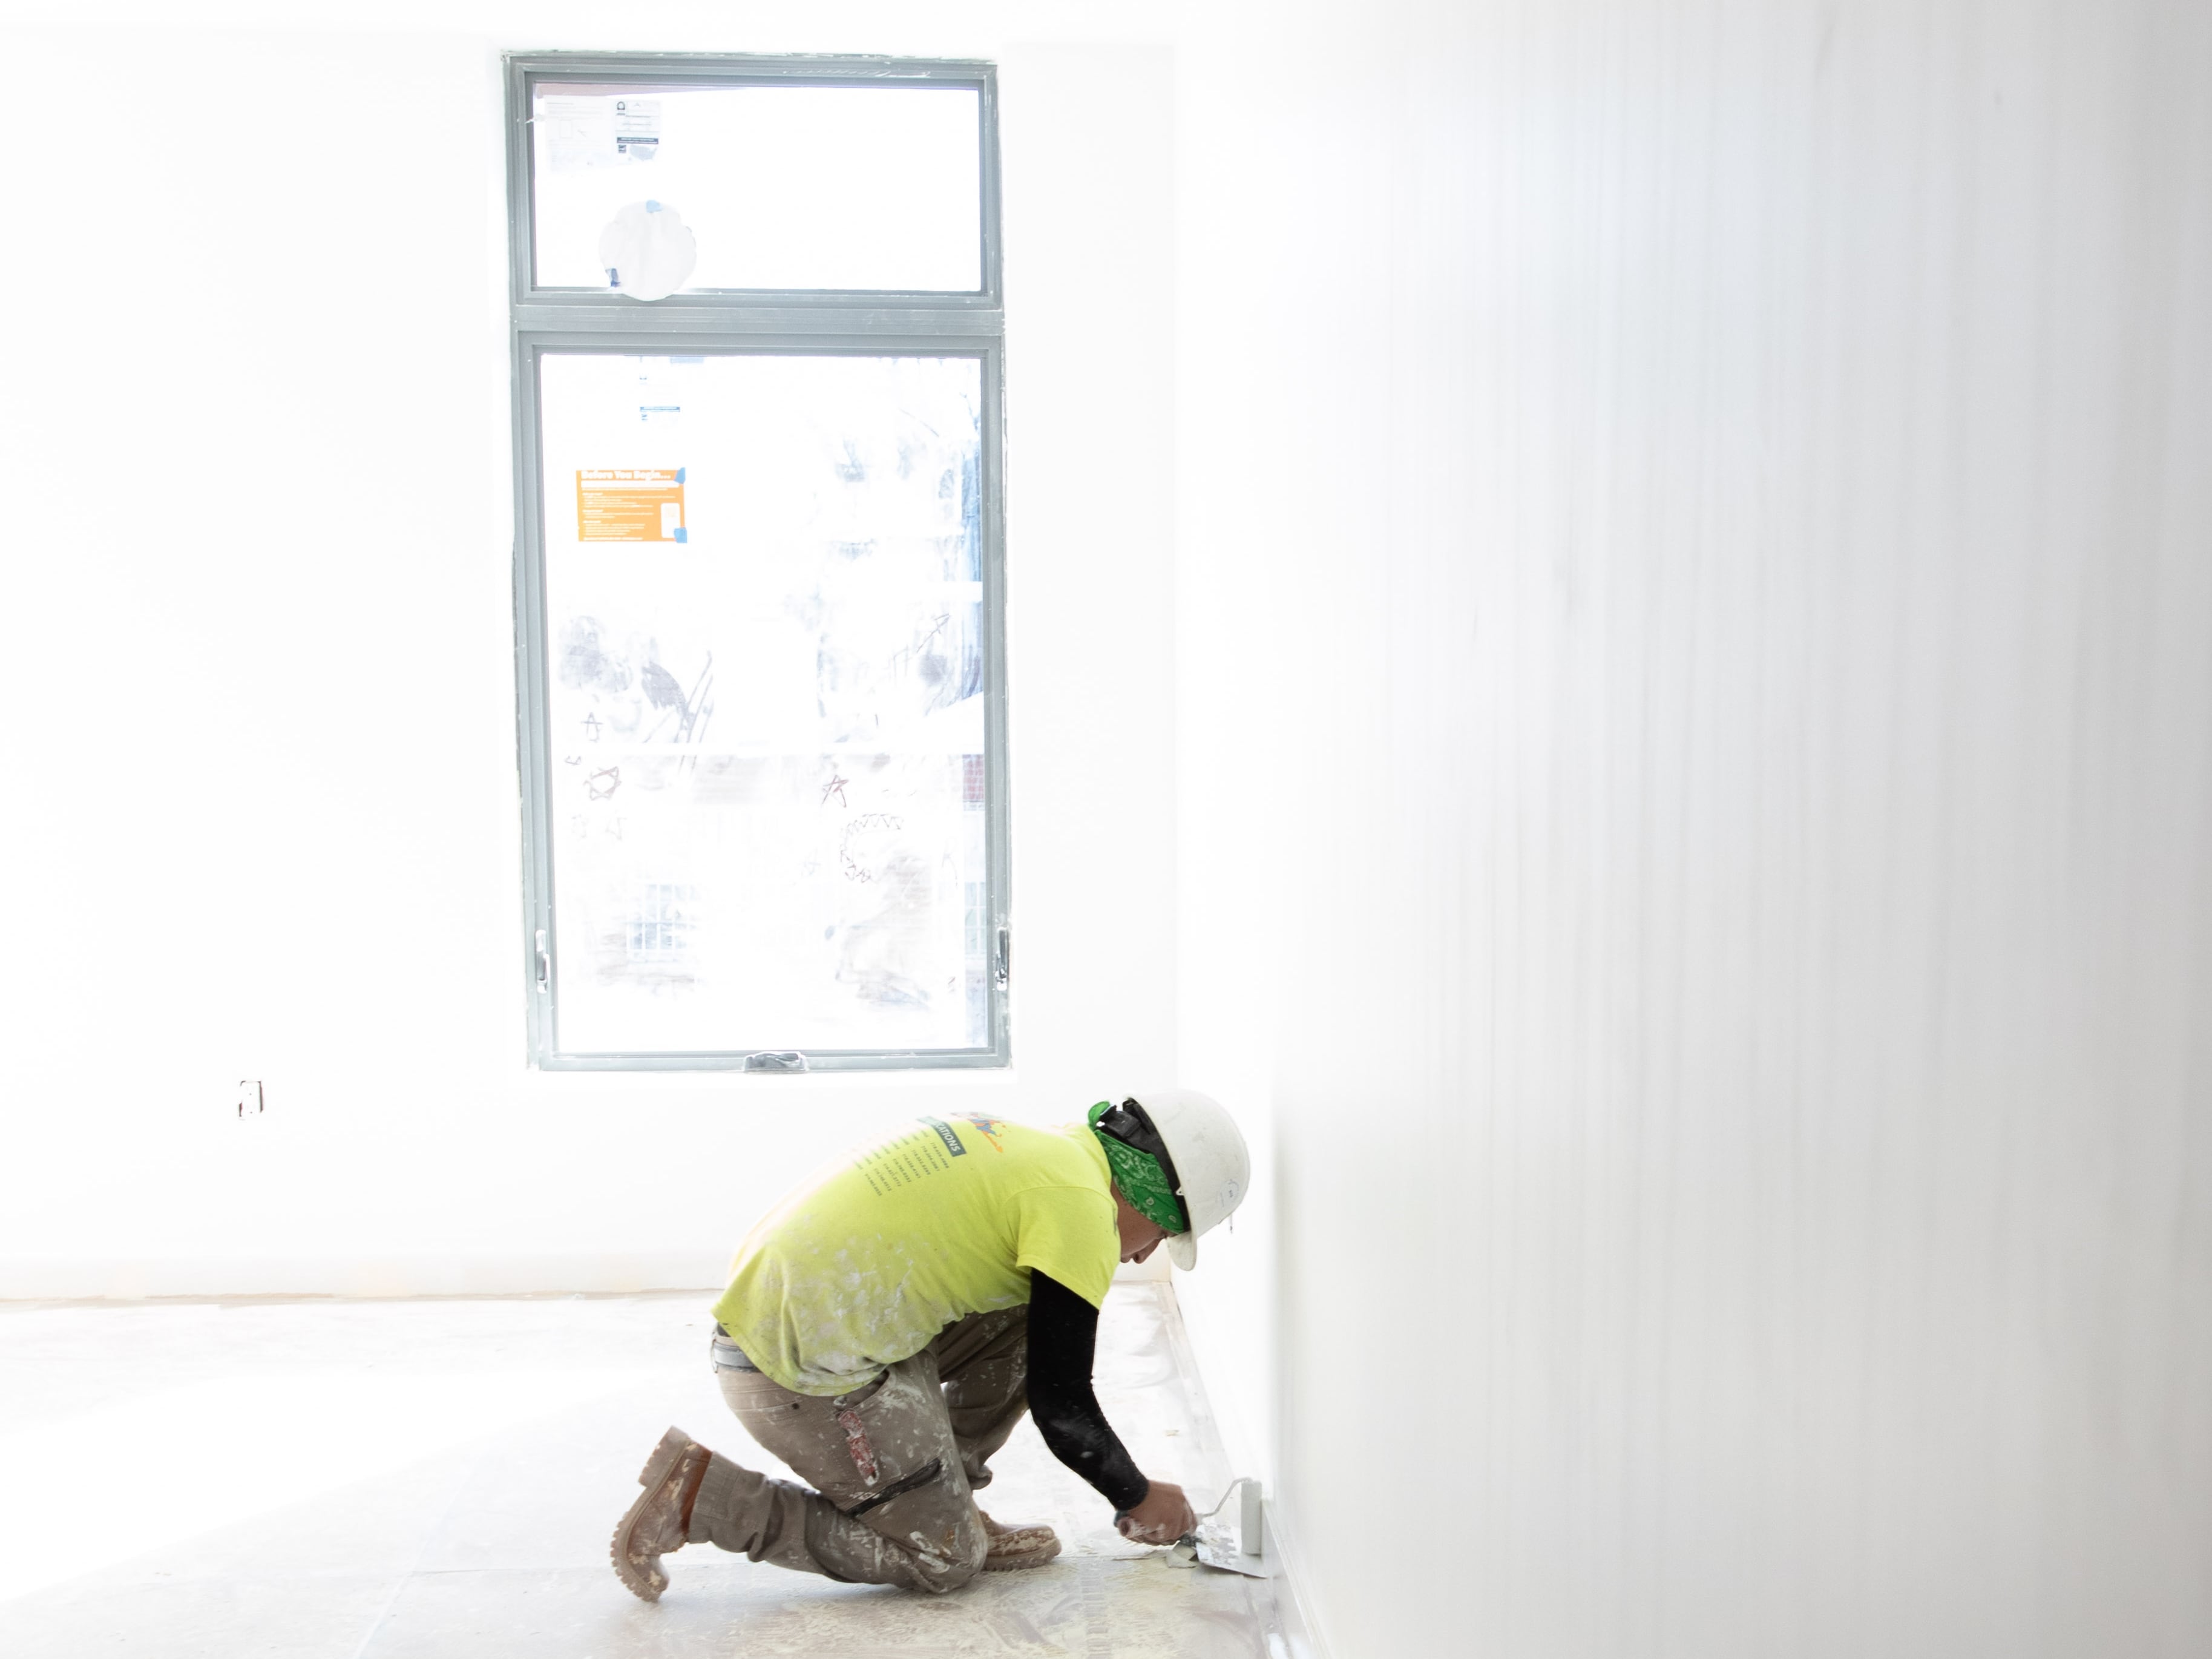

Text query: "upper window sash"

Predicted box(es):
[504, 54, 1003, 317]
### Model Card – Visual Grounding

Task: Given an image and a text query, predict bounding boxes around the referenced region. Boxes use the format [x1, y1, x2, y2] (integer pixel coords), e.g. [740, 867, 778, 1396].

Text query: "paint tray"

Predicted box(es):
[1166, 1520, 1269, 1578]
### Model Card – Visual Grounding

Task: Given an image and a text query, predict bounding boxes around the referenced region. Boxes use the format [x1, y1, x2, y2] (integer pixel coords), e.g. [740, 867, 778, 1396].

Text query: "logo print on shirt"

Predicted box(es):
[954, 1112, 1008, 1152]
[921, 1116, 967, 1158]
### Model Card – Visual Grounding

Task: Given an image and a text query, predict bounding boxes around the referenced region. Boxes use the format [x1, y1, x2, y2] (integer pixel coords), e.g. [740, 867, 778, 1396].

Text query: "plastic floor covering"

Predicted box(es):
[0, 1282, 1282, 1658]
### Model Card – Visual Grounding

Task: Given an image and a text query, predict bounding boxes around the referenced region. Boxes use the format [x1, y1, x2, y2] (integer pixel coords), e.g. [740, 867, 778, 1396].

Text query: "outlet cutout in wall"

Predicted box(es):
[236, 1080, 264, 1118]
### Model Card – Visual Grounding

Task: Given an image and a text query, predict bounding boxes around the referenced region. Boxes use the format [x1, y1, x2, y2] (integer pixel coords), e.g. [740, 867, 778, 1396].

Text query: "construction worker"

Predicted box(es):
[609, 1091, 1251, 1598]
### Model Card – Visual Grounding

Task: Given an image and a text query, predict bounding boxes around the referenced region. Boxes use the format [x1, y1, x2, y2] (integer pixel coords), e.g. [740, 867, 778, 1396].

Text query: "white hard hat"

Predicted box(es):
[1124, 1088, 1251, 1271]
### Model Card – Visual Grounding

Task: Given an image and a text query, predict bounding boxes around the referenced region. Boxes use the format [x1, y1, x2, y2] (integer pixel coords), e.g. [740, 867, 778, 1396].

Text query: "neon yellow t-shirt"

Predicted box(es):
[711, 1114, 1120, 1396]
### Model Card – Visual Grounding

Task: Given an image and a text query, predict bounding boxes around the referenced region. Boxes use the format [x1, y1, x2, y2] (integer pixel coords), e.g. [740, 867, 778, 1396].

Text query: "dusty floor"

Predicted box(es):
[0, 1281, 1279, 1657]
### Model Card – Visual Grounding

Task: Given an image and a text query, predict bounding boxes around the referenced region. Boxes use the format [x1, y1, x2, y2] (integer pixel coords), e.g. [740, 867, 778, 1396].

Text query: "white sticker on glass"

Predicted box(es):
[542, 94, 663, 172]
[598, 201, 697, 301]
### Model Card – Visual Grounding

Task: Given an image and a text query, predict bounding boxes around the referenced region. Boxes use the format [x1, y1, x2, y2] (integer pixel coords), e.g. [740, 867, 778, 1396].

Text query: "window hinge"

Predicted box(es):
[994, 925, 1010, 988]
[535, 928, 551, 994]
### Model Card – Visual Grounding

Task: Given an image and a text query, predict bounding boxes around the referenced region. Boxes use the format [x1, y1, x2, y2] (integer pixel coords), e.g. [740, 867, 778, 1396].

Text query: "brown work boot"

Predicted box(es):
[978, 1508, 1062, 1571]
[611, 1427, 712, 1602]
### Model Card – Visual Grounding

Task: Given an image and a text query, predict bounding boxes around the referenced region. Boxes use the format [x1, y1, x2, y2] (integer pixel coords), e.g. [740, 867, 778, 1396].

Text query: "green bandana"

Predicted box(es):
[1088, 1100, 1188, 1234]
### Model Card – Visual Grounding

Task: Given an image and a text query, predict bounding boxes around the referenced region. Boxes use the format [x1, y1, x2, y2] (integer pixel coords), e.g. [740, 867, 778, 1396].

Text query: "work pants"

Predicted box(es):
[686, 1307, 1029, 1594]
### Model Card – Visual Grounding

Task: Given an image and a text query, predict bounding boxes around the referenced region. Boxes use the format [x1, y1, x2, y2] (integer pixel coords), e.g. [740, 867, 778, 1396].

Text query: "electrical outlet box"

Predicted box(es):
[236, 1080, 264, 1117]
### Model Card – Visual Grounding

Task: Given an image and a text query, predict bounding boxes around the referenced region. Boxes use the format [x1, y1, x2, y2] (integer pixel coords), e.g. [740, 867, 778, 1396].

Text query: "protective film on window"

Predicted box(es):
[530, 84, 985, 294]
[537, 352, 990, 1055]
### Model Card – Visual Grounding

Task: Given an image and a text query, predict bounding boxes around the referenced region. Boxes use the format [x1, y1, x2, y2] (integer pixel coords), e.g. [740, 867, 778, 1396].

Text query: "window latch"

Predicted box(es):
[994, 925, 1010, 988]
[535, 928, 551, 994]
[744, 1051, 809, 1073]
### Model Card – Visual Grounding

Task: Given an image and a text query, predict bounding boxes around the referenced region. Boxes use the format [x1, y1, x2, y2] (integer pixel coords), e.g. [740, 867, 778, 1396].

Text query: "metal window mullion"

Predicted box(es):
[511, 307, 1003, 340]
[978, 324, 1011, 1062]
[511, 51, 997, 84]
[510, 337, 557, 1063]
[512, 324, 1004, 355]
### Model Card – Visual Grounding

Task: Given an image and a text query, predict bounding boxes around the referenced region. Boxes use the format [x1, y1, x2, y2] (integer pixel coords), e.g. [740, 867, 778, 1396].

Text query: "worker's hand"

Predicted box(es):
[1116, 1479, 1198, 1545]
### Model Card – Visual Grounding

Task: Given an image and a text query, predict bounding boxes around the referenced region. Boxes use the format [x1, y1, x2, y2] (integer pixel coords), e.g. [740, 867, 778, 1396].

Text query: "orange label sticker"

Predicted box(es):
[576, 468, 686, 542]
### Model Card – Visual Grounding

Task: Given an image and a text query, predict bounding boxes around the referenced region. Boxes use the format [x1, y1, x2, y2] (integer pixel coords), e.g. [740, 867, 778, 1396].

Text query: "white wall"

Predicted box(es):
[1172, 2, 2212, 1656]
[0, 13, 1180, 1298]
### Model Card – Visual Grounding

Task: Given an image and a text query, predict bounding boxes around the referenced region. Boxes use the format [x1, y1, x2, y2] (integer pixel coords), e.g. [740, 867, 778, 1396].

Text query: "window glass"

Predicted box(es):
[537, 352, 989, 1054]
[531, 84, 983, 292]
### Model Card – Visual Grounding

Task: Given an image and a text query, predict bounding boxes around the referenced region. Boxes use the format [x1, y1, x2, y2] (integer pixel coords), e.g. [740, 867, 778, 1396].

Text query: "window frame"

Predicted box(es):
[503, 53, 1011, 1072]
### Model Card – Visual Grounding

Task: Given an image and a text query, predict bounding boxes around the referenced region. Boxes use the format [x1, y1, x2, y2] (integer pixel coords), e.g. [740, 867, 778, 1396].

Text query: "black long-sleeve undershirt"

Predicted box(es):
[1026, 1269, 1150, 1512]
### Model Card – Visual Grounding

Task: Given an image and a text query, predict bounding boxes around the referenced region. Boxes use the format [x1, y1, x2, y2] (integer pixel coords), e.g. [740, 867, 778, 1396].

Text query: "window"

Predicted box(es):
[504, 54, 1007, 1069]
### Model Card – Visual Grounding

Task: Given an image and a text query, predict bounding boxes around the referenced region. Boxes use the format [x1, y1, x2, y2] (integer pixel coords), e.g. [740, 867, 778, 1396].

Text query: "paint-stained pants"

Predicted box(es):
[686, 1307, 1029, 1594]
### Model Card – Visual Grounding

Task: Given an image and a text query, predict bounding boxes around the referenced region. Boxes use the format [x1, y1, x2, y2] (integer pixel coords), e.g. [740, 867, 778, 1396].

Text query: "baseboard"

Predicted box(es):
[1253, 1481, 1336, 1659]
[1152, 1276, 1333, 1659]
